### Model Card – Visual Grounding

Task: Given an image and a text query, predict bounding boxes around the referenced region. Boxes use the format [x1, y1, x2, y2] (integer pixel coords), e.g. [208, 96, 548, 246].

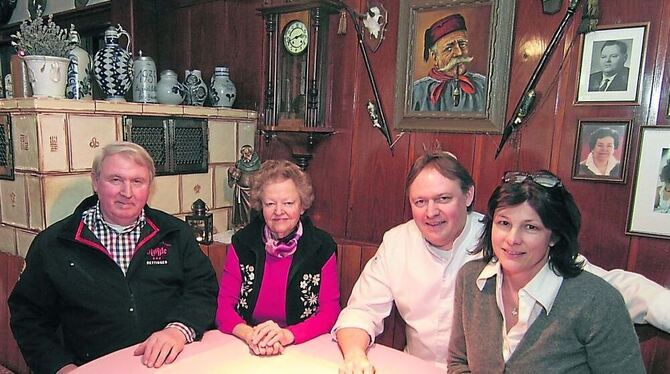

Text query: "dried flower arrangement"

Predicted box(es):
[10, 6, 76, 58]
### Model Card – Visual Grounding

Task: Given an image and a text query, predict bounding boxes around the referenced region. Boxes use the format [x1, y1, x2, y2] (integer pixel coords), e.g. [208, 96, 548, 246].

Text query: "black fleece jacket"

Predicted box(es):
[8, 195, 218, 374]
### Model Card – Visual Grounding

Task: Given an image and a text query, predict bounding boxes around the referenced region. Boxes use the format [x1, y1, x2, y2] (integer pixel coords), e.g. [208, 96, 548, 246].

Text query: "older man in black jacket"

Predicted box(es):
[9, 142, 218, 374]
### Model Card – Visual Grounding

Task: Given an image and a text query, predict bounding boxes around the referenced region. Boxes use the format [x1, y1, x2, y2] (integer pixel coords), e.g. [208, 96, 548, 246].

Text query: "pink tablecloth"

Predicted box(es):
[73, 330, 444, 373]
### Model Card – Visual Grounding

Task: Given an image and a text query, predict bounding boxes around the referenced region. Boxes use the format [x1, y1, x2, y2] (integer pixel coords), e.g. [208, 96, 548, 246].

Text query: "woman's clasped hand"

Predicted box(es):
[243, 320, 295, 356]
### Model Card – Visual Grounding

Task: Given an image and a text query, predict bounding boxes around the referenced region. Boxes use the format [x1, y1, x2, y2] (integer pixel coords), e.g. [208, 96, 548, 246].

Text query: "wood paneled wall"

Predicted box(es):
[119, 0, 670, 371]
[256, 0, 670, 293]
[153, 0, 265, 110]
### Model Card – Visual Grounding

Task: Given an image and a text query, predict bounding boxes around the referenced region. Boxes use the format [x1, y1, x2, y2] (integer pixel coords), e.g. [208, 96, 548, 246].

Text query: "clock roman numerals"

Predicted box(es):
[283, 20, 308, 55]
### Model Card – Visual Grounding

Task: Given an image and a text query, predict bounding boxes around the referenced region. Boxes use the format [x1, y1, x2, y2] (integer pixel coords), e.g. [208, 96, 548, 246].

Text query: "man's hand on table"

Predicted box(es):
[339, 349, 376, 374]
[133, 326, 187, 368]
[336, 328, 376, 374]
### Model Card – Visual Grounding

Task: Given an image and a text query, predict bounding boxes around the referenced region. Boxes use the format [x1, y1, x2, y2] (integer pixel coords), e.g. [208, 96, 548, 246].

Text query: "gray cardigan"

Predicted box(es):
[448, 260, 645, 374]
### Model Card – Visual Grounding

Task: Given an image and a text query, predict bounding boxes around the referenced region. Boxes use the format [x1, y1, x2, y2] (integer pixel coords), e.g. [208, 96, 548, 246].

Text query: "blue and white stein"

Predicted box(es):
[183, 69, 207, 106]
[66, 31, 92, 100]
[156, 70, 185, 105]
[93, 25, 133, 102]
[210, 66, 236, 108]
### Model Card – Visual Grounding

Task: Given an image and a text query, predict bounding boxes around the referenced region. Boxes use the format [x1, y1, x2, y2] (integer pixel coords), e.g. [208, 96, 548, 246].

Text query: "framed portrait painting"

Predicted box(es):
[576, 24, 648, 104]
[572, 119, 631, 183]
[394, 0, 514, 133]
[627, 127, 670, 239]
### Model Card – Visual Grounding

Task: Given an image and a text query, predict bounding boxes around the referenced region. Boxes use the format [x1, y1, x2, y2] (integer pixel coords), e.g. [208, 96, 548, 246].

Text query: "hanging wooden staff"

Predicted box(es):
[494, 0, 595, 158]
[338, 3, 394, 148]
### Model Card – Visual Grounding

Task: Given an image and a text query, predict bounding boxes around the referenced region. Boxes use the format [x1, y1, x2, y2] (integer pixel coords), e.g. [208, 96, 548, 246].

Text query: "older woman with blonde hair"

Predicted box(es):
[216, 159, 340, 356]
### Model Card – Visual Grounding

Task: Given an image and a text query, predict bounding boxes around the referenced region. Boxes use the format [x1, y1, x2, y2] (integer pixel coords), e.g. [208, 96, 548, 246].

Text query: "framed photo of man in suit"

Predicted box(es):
[576, 24, 648, 103]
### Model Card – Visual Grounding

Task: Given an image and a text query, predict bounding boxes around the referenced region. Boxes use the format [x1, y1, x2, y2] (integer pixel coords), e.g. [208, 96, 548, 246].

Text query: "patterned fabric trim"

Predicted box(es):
[236, 264, 255, 312]
[299, 273, 320, 319]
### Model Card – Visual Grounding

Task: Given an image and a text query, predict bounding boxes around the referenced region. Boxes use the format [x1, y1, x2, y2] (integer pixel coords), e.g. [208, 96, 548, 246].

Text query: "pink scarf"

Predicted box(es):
[263, 221, 303, 258]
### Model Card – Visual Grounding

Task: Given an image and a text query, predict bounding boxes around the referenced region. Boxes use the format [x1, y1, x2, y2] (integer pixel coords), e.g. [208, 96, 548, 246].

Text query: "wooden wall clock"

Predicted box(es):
[259, 0, 341, 168]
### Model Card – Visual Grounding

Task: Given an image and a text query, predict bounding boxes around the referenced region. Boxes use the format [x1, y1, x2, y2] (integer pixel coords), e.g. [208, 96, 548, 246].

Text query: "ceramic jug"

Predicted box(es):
[93, 25, 133, 102]
[183, 69, 207, 106]
[156, 70, 185, 105]
[209, 66, 236, 108]
[132, 51, 157, 103]
[66, 30, 92, 100]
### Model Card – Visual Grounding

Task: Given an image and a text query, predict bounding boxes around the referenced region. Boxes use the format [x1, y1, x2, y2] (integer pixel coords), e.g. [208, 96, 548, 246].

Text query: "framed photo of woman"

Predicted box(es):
[627, 126, 670, 239]
[572, 120, 631, 183]
[575, 24, 648, 104]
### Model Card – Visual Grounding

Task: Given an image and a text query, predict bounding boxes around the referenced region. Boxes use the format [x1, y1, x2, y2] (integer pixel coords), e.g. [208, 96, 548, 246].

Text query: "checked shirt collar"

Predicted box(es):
[82, 202, 146, 275]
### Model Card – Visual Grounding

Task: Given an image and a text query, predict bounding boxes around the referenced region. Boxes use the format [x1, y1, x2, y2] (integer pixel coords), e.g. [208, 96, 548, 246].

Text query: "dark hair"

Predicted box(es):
[250, 159, 314, 211]
[661, 159, 670, 183]
[406, 149, 475, 211]
[472, 170, 583, 278]
[600, 40, 628, 56]
[588, 127, 620, 150]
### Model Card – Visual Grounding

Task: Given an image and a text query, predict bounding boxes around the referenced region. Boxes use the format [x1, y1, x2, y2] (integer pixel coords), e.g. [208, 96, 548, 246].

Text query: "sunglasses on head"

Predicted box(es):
[502, 171, 562, 188]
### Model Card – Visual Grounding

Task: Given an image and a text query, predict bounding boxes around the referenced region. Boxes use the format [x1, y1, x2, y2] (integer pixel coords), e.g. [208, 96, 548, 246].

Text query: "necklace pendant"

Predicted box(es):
[452, 86, 461, 107]
[511, 307, 518, 317]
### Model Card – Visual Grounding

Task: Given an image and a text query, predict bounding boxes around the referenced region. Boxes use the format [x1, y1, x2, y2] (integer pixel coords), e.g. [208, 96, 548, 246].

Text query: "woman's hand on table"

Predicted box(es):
[233, 320, 294, 356]
[252, 341, 285, 356]
[252, 320, 295, 347]
[235, 322, 286, 356]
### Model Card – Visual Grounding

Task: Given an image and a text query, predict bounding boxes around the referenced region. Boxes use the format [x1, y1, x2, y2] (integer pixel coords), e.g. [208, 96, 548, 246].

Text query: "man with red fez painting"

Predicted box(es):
[411, 14, 487, 112]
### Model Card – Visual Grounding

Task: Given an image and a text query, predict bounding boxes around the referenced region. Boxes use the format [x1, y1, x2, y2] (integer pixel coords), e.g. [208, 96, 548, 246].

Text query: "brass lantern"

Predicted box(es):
[185, 198, 213, 244]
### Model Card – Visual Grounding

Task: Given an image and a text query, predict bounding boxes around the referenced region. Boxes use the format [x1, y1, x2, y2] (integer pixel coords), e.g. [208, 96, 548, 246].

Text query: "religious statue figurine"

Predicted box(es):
[228, 144, 261, 230]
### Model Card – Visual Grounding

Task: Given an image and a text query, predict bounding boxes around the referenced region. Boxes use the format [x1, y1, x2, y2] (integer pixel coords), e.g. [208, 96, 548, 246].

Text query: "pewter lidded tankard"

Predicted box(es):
[132, 51, 157, 103]
[93, 25, 133, 102]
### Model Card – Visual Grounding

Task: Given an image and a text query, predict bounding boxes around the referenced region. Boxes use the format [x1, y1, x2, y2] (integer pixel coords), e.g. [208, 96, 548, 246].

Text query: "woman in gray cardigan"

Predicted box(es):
[448, 170, 644, 373]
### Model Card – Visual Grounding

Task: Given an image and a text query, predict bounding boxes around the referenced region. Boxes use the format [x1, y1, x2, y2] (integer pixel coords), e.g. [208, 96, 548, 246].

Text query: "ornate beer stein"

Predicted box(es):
[132, 51, 157, 103]
[66, 30, 92, 100]
[93, 25, 133, 101]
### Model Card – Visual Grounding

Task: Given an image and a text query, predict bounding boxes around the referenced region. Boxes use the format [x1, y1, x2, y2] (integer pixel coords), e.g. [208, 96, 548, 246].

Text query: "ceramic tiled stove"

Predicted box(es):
[0, 98, 257, 257]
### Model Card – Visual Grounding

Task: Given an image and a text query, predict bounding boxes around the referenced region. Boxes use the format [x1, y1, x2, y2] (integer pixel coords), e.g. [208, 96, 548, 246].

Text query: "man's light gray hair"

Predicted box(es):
[91, 141, 156, 180]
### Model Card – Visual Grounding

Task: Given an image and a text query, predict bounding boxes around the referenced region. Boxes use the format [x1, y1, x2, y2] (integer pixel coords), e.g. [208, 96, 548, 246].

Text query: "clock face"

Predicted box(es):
[283, 21, 309, 55]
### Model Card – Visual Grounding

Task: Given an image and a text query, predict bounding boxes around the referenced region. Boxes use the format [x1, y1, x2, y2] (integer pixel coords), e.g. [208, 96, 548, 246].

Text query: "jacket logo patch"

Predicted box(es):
[146, 243, 170, 265]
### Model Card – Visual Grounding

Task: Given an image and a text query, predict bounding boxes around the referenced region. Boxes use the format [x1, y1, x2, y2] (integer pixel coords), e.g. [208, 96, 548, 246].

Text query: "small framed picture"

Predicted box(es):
[627, 126, 670, 239]
[572, 120, 631, 183]
[576, 24, 648, 104]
